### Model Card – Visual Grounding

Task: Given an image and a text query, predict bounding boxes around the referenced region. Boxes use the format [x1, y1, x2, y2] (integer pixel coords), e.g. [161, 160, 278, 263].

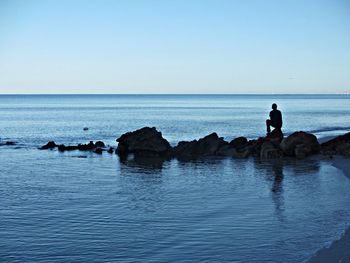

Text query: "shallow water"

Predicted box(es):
[1, 95, 350, 262]
[1, 149, 350, 262]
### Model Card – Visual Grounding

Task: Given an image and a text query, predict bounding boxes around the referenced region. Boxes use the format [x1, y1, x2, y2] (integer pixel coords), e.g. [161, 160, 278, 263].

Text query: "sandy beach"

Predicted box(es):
[307, 155, 350, 263]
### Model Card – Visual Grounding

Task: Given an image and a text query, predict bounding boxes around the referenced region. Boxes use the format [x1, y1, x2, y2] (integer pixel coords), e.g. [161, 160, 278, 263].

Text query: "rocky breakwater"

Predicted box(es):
[39, 127, 350, 161]
[114, 127, 331, 161]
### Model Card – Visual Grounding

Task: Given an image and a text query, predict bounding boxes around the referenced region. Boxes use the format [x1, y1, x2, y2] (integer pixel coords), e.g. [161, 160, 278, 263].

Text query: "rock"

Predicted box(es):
[280, 131, 320, 158]
[95, 141, 105, 148]
[249, 130, 283, 159]
[260, 141, 283, 159]
[323, 154, 333, 160]
[246, 131, 283, 159]
[249, 138, 265, 157]
[41, 141, 57, 149]
[335, 143, 350, 158]
[173, 133, 227, 159]
[41, 140, 109, 153]
[77, 141, 95, 151]
[232, 147, 251, 158]
[57, 144, 79, 152]
[266, 128, 284, 142]
[58, 144, 66, 152]
[217, 142, 252, 159]
[216, 144, 237, 156]
[107, 147, 114, 154]
[0, 141, 17, 146]
[83, 127, 89, 131]
[229, 137, 248, 149]
[93, 148, 103, 154]
[321, 132, 350, 158]
[294, 144, 312, 159]
[116, 127, 172, 157]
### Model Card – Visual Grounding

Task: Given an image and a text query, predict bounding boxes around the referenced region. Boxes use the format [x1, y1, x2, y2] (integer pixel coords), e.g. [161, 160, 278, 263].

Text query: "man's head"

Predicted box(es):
[272, 103, 277, 110]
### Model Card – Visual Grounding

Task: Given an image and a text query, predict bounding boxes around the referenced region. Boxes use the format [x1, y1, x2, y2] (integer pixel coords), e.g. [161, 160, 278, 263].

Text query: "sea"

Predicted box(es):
[1, 94, 350, 263]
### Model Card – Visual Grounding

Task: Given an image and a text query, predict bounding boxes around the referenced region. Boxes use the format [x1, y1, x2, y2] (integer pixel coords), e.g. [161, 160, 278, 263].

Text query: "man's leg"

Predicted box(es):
[266, 119, 271, 133]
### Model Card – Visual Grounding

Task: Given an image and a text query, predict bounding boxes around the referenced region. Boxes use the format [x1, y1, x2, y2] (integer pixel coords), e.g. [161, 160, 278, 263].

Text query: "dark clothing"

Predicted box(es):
[269, 109, 282, 128]
[266, 109, 282, 133]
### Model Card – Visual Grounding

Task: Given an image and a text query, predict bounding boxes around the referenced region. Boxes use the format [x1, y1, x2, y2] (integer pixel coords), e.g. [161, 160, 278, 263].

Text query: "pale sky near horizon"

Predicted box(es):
[0, 0, 349, 94]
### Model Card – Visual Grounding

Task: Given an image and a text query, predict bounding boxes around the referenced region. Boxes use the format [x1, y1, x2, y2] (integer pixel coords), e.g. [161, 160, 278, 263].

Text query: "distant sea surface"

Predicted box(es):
[1, 94, 350, 262]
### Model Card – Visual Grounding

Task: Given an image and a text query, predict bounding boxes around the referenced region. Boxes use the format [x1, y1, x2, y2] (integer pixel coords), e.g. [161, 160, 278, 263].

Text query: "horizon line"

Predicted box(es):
[0, 93, 349, 96]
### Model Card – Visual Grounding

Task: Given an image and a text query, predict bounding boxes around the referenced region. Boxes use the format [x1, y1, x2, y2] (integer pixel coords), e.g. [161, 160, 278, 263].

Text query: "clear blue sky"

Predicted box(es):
[0, 0, 349, 94]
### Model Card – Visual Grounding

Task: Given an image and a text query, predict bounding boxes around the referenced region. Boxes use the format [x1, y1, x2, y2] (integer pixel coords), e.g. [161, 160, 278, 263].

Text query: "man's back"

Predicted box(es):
[269, 109, 282, 128]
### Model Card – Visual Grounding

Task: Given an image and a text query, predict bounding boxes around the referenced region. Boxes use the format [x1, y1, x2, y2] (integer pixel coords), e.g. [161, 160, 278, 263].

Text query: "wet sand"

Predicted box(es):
[307, 156, 350, 263]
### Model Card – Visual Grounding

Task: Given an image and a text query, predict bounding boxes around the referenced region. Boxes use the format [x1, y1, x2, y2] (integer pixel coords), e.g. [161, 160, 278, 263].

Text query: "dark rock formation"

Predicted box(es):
[0, 141, 17, 146]
[116, 127, 172, 158]
[77, 141, 95, 151]
[93, 148, 103, 154]
[58, 144, 78, 152]
[39, 127, 350, 161]
[216, 136, 252, 158]
[229, 137, 248, 149]
[321, 132, 350, 158]
[246, 130, 284, 160]
[280, 131, 320, 158]
[172, 133, 227, 159]
[249, 138, 264, 157]
[40, 141, 57, 149]
[41, 140, 107, 154]
[260, 140, 283, 159]
[267, 128, 284, 142]
[216, 144, 237, 156]
[95, 141, 105, 148]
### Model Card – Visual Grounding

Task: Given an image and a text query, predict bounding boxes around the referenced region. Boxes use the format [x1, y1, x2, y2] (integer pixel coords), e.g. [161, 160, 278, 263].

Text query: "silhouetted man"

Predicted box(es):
[266, 103, 282, 134]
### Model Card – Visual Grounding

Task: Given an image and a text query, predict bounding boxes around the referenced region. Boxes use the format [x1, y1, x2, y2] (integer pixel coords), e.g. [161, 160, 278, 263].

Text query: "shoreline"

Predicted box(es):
[307, 155, 350, 263]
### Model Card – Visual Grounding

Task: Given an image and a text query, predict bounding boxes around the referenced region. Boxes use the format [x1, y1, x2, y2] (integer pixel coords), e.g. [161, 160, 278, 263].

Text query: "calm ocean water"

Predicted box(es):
[1, 94, 350, 262]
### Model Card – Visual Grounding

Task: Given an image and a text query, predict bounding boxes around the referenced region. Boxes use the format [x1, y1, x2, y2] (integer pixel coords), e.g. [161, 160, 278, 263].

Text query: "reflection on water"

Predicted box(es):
[1, 149, 350, 263]
[254, 158, 322, 223]
[271, 161, 285, 221]
[120, 155, 167, 171]
[272, 161, 284, 193]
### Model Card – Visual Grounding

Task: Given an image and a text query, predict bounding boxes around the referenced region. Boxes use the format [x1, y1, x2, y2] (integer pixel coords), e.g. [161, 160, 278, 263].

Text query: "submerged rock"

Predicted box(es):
[116, 127, 172, 157]
[0, 141, 17, 146]
[58, 144, 78, 152]
[280, 131, 320, 158]
[42, 140, 107, 154]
